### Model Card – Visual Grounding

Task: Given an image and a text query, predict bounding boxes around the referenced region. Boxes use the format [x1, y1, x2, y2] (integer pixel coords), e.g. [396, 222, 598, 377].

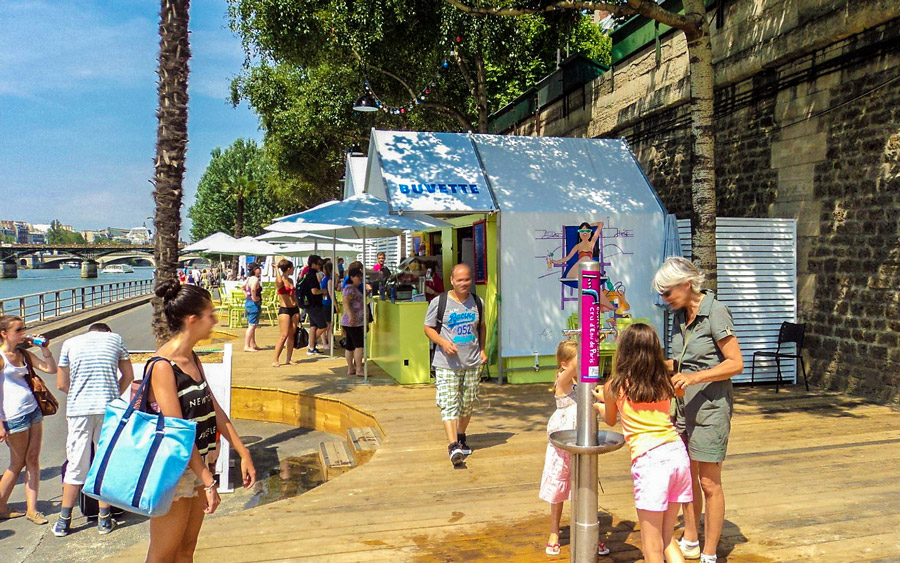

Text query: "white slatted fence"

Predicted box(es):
[678, 218, 798, 384]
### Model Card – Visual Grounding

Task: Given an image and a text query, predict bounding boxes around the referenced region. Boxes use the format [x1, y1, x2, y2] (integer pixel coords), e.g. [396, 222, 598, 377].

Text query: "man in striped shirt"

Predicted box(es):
[52, 323, 133, 537]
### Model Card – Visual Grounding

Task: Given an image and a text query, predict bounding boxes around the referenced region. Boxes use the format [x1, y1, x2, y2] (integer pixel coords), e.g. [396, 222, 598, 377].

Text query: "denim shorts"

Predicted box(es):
[245, 299, 261, 325]
[3, 406, 43, 434]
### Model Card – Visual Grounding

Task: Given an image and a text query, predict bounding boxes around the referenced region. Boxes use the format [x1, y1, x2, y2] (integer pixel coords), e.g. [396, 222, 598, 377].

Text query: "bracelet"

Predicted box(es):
[203, 481, 217, 492]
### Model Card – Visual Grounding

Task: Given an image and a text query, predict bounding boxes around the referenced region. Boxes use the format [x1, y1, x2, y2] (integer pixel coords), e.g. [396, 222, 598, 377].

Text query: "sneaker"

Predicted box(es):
[700, 555, 717, 563]
[52, 517, 71, 537]
[457, 435, 472, 456]
[448, 442, 465, 466]
[98, 516, 117, 535]
[679, 538, 701, 560]
[306, 348, 319, 356]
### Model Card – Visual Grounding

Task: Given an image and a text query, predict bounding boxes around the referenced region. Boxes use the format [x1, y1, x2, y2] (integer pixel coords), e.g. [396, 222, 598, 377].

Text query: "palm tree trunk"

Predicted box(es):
[232, 195, 244, 277]
[683, 0, 718, 290]
[152, 0, 191, 345]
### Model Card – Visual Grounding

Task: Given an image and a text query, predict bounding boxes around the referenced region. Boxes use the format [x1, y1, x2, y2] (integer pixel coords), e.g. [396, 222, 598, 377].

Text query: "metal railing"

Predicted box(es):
[0, 279, 154, 324]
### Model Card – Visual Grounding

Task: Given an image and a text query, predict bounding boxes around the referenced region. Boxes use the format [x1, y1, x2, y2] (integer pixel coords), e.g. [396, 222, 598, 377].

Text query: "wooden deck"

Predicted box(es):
[107, 325, 900, 562]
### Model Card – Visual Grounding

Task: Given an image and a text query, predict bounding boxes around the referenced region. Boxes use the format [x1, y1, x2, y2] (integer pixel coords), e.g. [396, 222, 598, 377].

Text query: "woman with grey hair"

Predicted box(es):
[653, 257, 743, 563]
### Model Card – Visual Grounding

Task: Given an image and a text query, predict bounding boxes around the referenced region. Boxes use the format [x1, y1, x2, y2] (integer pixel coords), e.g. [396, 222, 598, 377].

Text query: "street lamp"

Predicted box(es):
[352, 92, 378, 112]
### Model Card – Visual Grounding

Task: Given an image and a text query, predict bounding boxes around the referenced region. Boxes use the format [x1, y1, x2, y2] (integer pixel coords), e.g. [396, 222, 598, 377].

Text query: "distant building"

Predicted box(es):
[126, 226, 151, 245]
[82, 229, 110, 243]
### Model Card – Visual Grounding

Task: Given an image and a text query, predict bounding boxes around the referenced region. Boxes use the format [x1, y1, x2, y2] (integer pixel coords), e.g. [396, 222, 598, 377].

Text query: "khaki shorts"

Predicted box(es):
[673, 382, 733, 463]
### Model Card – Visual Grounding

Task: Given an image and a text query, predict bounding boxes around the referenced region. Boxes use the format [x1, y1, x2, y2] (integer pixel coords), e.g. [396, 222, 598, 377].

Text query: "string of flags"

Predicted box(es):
[363, 36, 463, 115]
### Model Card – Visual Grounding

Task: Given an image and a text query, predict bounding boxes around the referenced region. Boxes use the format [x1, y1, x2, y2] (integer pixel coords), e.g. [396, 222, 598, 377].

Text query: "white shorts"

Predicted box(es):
[64, 414, 105, 486]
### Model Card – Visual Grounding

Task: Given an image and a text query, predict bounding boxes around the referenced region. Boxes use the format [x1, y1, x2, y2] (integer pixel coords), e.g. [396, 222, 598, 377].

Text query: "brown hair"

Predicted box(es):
[277, 259, 293, 273]
[607, 323, 674, 403]
[0, 315, 24, 340]
[155, 280, 213, 332]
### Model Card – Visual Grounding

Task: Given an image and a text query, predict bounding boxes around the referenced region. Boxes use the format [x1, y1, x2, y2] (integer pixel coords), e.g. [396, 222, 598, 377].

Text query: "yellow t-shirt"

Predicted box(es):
[616, 394, 678, 461]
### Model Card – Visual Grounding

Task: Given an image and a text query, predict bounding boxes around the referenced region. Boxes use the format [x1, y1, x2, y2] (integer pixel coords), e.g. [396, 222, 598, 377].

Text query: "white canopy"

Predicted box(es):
[183, 232, 236, 252]
[344, 154, 368, 199]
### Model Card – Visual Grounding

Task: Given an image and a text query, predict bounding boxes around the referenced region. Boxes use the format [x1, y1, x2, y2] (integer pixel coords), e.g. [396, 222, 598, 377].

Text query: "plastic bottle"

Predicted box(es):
[26, 334, 49, 347]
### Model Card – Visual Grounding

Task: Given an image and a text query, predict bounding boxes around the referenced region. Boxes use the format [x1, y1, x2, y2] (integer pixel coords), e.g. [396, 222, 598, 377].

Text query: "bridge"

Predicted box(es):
[0, 244, 196, 278]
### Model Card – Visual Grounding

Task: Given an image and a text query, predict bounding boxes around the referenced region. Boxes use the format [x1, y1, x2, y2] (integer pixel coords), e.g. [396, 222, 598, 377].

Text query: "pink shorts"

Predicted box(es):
[631, 440, 693, 512]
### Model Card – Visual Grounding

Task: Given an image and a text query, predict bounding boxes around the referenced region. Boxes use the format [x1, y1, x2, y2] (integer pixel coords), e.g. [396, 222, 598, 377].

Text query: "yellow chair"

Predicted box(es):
[229, 290, 248, 328]
[260, 288, 277, 326]
[615, 317, 651, 332]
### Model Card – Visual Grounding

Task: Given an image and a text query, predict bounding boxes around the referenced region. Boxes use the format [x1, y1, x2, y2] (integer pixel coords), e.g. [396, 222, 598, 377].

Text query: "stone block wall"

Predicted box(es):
[496, 1, 900, 403]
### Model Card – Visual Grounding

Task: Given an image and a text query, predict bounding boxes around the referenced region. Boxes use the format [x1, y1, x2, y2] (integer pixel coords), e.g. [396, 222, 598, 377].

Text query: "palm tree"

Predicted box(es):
[151, 0, 191, 344]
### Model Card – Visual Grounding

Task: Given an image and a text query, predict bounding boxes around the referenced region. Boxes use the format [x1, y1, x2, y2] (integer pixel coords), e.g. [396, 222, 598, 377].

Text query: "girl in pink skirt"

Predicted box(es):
[540, 340, 609, 556]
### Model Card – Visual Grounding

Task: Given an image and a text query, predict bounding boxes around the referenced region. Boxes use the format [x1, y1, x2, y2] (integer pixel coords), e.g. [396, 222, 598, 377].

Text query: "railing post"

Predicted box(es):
[55, 291, 60, 318]
[19, 297, 25, 319]
[38, 294, 45, 321]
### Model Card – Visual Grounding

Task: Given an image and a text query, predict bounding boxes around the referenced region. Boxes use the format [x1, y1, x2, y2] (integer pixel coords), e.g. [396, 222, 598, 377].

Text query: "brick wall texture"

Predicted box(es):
[503, 3, 900, 403]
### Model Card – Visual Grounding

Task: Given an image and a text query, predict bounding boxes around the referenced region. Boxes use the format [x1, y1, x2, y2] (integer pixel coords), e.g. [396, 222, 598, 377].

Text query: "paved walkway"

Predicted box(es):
[105, 323, 900, 562]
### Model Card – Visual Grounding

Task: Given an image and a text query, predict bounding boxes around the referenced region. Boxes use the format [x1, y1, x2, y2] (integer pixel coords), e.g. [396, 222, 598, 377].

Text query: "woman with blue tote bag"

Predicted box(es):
[143, 280, 256, 561]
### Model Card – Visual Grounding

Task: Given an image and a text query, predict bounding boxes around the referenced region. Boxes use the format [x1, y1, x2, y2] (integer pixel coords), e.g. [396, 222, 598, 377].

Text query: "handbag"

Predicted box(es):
[83, 358, 197, 517]
[21, 352, 59, 416]
[294, 325, 309, 349]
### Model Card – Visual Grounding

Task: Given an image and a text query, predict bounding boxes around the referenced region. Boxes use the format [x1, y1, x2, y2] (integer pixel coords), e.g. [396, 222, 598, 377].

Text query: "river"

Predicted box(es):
[0, 267, 156, 322]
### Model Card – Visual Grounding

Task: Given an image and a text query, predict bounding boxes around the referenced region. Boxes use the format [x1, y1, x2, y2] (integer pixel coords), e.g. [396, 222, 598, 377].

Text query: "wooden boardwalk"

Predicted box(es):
[108, 325, 900, 562]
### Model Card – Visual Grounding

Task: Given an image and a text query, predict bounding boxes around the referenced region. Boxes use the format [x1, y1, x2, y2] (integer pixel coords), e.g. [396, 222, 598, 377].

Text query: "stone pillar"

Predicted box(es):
[1, 262, 17, 279]
[81, 260, 98, 279]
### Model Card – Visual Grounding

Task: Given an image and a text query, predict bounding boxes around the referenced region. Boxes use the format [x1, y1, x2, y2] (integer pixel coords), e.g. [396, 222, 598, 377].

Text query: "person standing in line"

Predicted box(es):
[144, 280, 256, 561]
[336, 257, 345, 284]
[423, 264, 486, 467]
[51, 323, 134, 537]
[243, 262, 263, 353]
[340, 268, 365, 376]
[272, 259, 299, 368]
[298, 255, 327, 356]
[0, 315, 58, 524]
[653, 258, 743, 563]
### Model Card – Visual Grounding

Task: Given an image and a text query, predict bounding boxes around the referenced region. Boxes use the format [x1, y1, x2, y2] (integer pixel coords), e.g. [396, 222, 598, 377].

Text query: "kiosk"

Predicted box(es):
[363, 130, 673, 385]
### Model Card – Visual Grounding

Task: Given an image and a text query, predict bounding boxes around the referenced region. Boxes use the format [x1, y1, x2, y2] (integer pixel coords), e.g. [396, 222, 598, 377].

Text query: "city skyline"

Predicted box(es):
[0, 1, 262, 236]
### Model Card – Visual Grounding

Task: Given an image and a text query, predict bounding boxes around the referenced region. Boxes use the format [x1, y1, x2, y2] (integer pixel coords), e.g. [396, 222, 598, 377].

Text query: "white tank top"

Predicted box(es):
[0, 349, 39, 422]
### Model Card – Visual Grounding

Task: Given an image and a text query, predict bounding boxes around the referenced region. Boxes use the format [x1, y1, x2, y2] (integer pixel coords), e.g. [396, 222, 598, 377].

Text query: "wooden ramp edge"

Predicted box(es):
[230, 385, 386, 460]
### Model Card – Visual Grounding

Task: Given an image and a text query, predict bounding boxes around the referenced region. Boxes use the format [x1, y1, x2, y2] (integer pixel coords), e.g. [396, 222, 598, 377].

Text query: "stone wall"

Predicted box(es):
[499, 1, 900, 402]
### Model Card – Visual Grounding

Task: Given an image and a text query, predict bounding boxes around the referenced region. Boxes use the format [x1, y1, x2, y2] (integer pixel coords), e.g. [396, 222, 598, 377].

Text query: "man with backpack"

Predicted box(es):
[423, 264, 486, 467]
[297, 255, 327, 356]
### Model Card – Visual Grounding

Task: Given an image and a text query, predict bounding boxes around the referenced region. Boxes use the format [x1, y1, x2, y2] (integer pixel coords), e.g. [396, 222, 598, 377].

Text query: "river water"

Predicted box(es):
[0, 267, 155, 322]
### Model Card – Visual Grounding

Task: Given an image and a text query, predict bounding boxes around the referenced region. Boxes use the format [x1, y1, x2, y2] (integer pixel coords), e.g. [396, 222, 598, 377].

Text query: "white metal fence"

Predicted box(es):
[0, 279, 154, 324]
[678, 218, 798, 384]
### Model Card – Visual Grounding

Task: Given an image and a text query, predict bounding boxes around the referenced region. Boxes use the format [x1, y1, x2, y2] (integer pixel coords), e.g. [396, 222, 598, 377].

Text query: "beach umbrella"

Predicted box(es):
[183, 232, 236, 252]
[266, 193, 451, 379]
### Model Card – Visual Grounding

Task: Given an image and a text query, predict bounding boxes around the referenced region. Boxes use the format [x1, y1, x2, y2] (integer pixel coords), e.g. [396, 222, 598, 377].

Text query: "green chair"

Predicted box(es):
[229, 290, 248, 328]
[260, 288, 277, 326]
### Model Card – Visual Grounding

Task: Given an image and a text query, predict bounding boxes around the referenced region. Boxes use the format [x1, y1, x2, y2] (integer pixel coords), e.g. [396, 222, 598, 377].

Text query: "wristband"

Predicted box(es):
[204, 482, 217, 492]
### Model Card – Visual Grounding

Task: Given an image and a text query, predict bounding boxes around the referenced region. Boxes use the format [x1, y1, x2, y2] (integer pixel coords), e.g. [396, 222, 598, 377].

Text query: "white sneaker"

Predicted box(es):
[700, 554, 717, 563]
[679, 538, 701, 559]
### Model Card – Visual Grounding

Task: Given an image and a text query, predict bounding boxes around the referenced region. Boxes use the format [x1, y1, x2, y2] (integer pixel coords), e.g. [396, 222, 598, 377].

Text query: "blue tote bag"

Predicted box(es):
[83, 358, 197, 517]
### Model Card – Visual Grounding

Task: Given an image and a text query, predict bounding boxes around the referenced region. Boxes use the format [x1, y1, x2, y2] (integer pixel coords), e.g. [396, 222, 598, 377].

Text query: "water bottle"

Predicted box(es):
[26, 334, 49, 348]
[412, 288, 418, 301]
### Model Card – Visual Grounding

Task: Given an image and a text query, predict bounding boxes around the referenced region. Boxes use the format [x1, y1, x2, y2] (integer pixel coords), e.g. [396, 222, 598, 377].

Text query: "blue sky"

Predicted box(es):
[0, 0, 262, 237]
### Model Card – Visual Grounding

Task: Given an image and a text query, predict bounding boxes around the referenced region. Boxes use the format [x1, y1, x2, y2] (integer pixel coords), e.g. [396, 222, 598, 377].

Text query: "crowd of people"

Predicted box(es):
[0, 251, 740, 561]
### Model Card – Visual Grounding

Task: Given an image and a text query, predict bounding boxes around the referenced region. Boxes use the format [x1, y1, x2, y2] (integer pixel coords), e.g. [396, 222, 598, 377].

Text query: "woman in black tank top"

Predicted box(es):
[145, 280, 257, 562]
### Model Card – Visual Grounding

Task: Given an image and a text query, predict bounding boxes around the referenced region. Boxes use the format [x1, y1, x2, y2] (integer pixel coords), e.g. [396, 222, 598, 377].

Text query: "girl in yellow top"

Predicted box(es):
[594, 324, 692, 563]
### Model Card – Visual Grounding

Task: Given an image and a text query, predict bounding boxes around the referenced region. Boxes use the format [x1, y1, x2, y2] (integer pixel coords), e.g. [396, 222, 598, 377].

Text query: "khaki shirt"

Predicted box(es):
[671, 290, 736, 433]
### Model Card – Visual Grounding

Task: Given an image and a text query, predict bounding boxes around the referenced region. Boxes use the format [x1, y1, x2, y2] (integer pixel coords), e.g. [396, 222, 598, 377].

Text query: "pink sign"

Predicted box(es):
[580, 269, 601, 383]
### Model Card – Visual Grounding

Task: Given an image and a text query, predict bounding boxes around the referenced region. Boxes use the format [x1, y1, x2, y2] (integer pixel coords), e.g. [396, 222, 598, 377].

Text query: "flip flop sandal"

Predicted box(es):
[598, 541, 610, 555]
[546, 542, 561, 556]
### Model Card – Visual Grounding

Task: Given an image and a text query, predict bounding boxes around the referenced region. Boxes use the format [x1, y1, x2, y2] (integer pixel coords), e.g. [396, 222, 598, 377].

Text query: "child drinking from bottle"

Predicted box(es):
[540, 339, 609, 557]
[594, 323, 691, 563]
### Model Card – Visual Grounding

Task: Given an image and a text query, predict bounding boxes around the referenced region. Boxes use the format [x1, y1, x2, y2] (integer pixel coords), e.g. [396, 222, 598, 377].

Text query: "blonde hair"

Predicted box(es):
[552, 339, 579, 392]
[652, 257, 705, 294]
[556, 339, 578, 366]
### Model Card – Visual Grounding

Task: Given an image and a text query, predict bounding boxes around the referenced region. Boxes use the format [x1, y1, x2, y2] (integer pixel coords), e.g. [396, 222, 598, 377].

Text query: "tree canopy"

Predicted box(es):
[227, 0, 610, 208]
[46, 220, 86, 245]
[187, 138, 290, 241]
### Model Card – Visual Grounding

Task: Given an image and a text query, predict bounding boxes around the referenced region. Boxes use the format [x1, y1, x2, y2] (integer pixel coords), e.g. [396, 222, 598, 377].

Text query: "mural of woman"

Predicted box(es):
[549, 221, 615, 311]
[550, 221, 603, 280]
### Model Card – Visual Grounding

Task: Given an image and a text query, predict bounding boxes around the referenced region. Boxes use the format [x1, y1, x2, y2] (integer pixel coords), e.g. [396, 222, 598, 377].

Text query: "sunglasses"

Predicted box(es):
[577, 229, 592, 234]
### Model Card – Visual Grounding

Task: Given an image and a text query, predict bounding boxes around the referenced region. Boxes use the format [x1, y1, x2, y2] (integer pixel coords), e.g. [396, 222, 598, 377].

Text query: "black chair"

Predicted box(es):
[751, 322, 808, 392]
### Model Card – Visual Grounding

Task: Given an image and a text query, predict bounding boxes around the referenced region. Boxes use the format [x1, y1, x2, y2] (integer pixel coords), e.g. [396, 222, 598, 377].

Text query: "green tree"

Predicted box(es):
[151, 0, 191, 344]
[227, 0, 610, 208]
[188, 139, 288, 242]
[46, 220, 86, 245]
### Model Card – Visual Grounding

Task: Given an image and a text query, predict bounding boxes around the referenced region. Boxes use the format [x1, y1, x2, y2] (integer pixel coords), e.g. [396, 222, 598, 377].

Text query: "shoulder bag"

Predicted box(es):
[83, 357, 197, 517]
[21, 352, 59, 416]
